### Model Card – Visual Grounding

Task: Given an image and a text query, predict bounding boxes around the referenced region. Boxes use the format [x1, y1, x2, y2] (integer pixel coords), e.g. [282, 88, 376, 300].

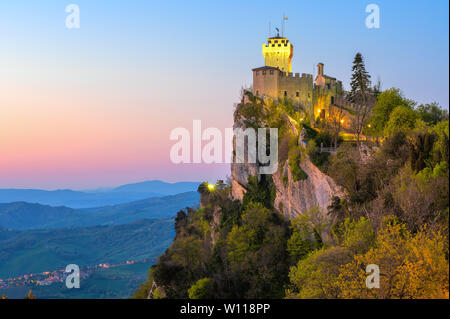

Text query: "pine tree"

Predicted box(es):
[349, 53, 371, 104]
[348, 53, 375, 145]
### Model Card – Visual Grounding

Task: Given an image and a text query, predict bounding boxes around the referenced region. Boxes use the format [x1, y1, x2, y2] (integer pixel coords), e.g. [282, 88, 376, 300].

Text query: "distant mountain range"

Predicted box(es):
[0, 180, 201, 296]
[0, 219, 175, 278]
[0, 180, 200, 208]
[0, 191, 200, 230]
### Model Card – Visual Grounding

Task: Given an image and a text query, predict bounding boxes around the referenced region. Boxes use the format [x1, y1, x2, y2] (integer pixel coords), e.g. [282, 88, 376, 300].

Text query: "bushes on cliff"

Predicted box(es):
[287, 137, 308, 182]
[242, 175, 276, 209]
[136, 88, 449, 300]
[188, 278, 213, 299]
[287, 207, 325, 263]
[224, 202, 290, 298]
[287, 217, 449, 299]
[337, 219, 449, 299]
[136, 179, 294, 299]
[283, 110, 449, 299]
[289, 152, 308, 181]
[305, 140, 330, 173]
[286, 246, 353, 299]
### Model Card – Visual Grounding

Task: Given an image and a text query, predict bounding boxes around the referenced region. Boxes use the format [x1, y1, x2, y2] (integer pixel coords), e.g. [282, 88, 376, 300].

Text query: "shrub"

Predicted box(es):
[314, 131, 333, 147]
[188, 278, 213, 299]
[289, 151, 308, 181]
[242, 175, 276, 209]
[306, 140, 330, 172]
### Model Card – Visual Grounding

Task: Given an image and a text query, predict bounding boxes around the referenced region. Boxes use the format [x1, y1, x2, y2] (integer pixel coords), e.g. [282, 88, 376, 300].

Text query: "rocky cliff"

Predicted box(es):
[231, 100, 345, 219]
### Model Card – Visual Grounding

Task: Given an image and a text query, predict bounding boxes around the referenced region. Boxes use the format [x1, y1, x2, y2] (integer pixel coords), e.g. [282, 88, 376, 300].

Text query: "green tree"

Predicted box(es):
[348, 53, 375, 145]
[287, 211, 324, 263]
[188, 278, 212, 299]
[416, 102, 449, 125]
[242, 175, 276, 209]
[337, 217, 375, 254]
[431, 121, 449, 165]
[349, 53, 371, 103]
[286, 246, 353, 299]
[384, 105, 418, 136]
[370, 88, 412, 136]
[337, 220, 449, 299]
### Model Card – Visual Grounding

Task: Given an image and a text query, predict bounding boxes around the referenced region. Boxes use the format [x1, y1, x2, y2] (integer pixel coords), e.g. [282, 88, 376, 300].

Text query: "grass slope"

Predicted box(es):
[0, 191, 200, 230]
[0, 219, 174, 278]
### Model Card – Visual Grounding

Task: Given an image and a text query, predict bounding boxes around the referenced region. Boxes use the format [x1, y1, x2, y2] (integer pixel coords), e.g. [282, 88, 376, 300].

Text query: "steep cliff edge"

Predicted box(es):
[231, 94, 345, 219]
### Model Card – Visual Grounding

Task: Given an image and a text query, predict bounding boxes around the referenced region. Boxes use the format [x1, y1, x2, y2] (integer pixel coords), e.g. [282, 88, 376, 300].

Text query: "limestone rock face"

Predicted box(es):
[232, 155, 344, 219]
[273, 157, 345, 218]
[231, 116, 345, 219]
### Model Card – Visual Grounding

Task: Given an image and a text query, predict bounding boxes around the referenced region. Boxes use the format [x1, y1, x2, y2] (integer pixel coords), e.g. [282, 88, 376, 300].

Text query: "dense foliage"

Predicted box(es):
[135, 84, 449, 300]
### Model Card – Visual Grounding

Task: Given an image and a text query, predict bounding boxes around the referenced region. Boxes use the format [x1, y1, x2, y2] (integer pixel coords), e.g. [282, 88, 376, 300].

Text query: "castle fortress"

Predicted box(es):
[252, 35, 349, 126]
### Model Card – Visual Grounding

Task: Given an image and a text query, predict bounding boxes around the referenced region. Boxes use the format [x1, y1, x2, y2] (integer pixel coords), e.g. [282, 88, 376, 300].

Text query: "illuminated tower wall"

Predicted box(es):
[262, 37, 293, 73]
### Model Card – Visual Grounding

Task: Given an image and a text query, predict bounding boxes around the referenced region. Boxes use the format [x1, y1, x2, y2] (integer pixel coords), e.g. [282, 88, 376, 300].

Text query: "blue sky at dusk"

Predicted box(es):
[0, 0, 448, 189]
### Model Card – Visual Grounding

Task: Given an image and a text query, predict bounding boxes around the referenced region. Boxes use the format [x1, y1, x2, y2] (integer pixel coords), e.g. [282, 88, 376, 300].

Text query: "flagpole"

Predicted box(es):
[282, 14, 288, 37]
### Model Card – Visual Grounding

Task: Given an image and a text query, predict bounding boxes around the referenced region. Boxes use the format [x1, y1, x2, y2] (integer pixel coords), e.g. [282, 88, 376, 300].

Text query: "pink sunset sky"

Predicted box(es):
[1, 1, 448, 190]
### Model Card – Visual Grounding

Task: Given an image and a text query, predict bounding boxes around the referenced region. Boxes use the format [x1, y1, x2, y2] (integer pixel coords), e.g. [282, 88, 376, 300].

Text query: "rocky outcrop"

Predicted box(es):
[231, 114, 345, 219]
[232, 155, 344, 219]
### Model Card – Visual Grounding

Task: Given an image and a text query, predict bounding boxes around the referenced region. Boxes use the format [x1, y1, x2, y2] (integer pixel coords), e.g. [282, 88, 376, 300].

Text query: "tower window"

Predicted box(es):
[331, 96, 335, 104]
[270, 70, 274, 75]
[284, 91, 288, 97]
[296, 92, 299, 97]
[262, 71, 266, 75]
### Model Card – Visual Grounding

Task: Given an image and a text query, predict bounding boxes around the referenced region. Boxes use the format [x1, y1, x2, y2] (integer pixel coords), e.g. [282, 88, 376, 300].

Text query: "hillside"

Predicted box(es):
[111, 180, 200, 195]
[0, 260, 155, 299]
[0, 180, 200, 208]
[135, 91, 449, 299]
[83, 191, 201, 224]
[0, 202, 87, 230]
[0, 219, 175, 278]
[0, 192, 200, 230]
[0, 189, 161, 209]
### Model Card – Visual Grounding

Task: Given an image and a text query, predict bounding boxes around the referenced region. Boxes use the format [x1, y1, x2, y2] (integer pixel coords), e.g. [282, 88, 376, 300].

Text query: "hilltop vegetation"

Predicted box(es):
[135, 59, 449, 298]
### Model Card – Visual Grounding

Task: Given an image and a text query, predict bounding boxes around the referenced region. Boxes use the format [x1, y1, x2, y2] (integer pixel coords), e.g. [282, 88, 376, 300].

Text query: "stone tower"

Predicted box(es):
[262, 36, 293, 73]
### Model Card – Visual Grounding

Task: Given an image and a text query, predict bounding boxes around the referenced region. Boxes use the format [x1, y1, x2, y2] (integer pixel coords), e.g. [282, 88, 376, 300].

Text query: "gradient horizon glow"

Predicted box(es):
[0, 0, 448, 190]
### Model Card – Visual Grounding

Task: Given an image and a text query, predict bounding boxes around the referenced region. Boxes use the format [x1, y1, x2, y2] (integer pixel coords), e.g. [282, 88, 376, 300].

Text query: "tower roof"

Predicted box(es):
[252, 66, 280, 72]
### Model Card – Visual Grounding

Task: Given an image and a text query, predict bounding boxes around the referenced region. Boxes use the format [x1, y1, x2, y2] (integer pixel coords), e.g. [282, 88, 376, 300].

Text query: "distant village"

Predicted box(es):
[0, 259, 147, 289]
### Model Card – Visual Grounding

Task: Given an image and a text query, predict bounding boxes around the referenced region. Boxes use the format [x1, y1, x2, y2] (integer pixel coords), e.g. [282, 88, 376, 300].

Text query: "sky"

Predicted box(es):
[0, 0, 448, 190]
